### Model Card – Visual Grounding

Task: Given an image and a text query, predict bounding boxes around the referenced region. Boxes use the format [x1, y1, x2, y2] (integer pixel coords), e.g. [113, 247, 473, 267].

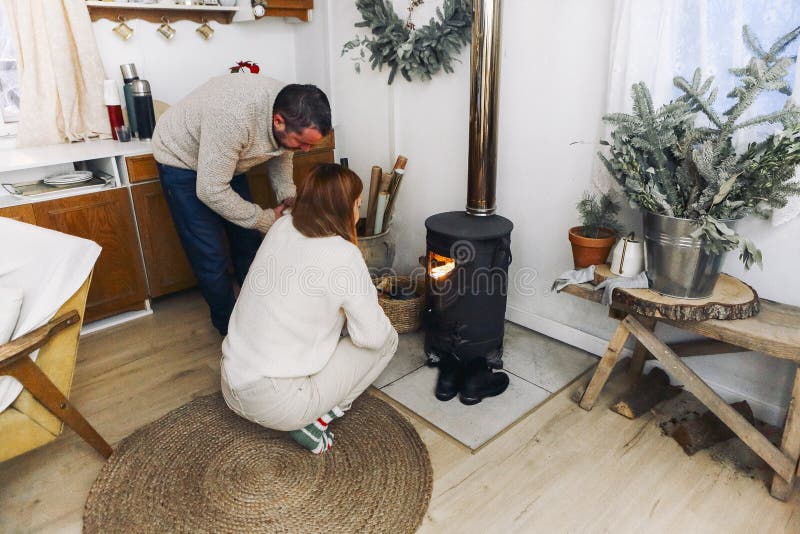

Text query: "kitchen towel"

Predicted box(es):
[0, 217, 100, 414]
[595, 271, 650, 305]
[551, 265, 596, 293]
[551, 265, 650, 306]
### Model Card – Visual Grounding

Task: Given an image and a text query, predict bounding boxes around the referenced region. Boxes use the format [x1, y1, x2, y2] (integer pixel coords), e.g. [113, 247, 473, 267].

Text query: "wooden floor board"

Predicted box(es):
[1, 291, 798, 533]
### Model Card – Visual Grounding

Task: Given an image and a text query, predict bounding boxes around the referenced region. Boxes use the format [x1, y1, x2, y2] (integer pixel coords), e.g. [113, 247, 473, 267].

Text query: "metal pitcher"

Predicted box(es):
[610, 232, 644, 277]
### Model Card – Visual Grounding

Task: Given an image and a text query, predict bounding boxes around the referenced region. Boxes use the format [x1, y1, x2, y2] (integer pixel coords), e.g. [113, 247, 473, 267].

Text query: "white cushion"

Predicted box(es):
[0, 218, 101, 414]
[0, 287, 23, 344]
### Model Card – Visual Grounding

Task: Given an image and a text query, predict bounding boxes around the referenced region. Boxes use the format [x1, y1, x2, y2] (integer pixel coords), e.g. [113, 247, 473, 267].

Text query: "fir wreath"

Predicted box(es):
[341, 0, 473, 84]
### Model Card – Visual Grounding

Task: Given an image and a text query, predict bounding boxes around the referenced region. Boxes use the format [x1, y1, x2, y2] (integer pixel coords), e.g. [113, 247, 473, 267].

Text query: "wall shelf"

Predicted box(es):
[85, 1, 314, 24]
[86, 1, 240, 25]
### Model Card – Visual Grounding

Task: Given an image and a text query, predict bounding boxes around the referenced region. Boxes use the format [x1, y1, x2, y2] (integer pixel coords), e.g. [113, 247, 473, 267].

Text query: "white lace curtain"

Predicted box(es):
[0, 4, 19, 130]
[3, 0, 109, 147]
[597, 0, 800, 225]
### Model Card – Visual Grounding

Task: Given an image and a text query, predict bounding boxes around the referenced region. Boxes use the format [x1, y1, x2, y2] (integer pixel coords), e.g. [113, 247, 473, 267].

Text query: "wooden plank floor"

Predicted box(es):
[1, 291, 798, 533]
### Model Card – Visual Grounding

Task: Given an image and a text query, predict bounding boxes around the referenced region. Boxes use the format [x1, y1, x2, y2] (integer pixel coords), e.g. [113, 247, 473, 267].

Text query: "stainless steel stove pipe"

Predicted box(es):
[466, 0, 502, 216]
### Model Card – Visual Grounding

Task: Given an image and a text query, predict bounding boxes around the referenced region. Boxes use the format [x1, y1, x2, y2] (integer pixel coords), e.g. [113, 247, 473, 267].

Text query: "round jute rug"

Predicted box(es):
[84, 392, 432, 533]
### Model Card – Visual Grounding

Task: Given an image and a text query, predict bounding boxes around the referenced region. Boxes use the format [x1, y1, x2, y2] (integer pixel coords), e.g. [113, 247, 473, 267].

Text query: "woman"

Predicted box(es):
[221, 163, 398, 453]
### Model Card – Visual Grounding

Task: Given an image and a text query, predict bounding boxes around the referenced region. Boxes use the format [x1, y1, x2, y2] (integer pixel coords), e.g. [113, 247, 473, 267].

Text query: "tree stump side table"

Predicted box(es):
[561, 265, 800, 501]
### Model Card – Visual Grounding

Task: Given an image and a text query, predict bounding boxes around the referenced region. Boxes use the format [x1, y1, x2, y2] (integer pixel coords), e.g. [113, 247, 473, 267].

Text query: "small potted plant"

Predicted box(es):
[569, 191, 622, 268]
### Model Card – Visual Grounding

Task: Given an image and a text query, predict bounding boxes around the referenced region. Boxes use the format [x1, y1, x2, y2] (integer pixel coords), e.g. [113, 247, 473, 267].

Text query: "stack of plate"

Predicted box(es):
[43, 171, 94, 187]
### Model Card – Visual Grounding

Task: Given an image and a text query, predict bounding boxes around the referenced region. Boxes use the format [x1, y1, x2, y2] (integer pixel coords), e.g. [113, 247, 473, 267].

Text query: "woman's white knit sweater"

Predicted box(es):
[222, 216, 396, 387]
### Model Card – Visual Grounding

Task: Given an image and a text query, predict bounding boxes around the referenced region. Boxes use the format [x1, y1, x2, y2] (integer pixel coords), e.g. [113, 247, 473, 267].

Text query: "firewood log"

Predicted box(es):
[611, 367, 682, 419]
[667, 400, 755, 455]
[365, 165, 383, 236]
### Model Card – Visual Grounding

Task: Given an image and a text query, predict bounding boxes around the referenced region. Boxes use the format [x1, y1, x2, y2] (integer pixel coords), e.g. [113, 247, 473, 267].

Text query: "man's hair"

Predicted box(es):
[274, 84, 332, 136]
[293, 163, 363, 245]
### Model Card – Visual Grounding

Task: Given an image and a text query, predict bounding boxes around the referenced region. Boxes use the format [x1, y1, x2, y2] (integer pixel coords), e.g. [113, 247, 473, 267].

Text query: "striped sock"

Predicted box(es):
[288, 406, 345, 454]
[289, 426, 332, 454]
[313, 406, 345, 432]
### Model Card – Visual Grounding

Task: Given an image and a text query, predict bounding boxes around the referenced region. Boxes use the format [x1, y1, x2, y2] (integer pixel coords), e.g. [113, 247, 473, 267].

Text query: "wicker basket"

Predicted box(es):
[373, 275, 425, 334]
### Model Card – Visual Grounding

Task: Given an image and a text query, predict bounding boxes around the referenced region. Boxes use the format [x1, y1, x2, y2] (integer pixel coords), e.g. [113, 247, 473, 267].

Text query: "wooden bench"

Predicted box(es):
[561, 267, 800, 501]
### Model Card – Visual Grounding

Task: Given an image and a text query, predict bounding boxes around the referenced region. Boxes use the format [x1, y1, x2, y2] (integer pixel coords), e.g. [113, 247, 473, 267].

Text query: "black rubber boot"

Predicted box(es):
[435, 356, 461, 402]
[459, 360, 509, 405]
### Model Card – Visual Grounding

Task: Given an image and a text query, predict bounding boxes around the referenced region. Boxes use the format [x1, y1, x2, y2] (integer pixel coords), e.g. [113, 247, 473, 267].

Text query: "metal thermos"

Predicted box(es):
[120, 63, 139, 137]
[131, 79, 156, 141]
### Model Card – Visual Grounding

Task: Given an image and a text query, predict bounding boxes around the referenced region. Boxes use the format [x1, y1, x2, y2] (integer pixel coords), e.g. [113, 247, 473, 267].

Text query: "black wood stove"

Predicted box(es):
[423, 0, 513, 405]
[424, 213, 512, 369]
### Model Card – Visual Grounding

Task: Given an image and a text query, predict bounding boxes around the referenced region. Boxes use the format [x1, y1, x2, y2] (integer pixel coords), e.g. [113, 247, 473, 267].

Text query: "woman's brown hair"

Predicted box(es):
[292, 163, 363, 244]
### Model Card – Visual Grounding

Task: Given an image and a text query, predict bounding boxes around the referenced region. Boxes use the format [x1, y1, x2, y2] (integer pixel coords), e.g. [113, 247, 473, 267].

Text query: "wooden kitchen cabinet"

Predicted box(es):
[31, 189, 148, 323]
[0, 204, 36, 225]
[247, 130, 335, 209]
[131, 181, 196, 298]
[125, 154, 160, 184]
[262, 0, 314, 21]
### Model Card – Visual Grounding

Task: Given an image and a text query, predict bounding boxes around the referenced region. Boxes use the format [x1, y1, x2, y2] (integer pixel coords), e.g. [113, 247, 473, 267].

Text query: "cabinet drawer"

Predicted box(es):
[292, 150, 335, 188]
[264, 0, 314, 20]
[126, 154, 160, 183]
[0, 204, 36, 225]
[311, 130, 335, 152]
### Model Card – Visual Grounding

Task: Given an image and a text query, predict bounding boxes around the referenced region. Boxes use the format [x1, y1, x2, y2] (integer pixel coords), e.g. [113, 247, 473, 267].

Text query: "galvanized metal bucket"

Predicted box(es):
[357, 226, 396, 271]
[642, 211, 734, 299]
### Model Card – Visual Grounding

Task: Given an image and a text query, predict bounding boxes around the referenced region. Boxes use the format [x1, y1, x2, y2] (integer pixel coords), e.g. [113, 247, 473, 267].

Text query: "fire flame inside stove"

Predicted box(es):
[429, 253, 455, 280]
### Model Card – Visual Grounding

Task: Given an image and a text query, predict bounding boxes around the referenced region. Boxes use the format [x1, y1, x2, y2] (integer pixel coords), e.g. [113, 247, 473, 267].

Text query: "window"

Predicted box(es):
[0, 5, 19, 136]
[670, 0, 800, 144]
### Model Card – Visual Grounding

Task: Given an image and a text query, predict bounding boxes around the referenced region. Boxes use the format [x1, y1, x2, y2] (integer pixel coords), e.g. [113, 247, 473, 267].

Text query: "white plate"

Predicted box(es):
[43, 171, 93, 185]
[43, 171, 93, 184]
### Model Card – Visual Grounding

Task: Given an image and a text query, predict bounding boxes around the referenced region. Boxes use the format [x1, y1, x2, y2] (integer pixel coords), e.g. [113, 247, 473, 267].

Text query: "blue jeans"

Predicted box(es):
[158, 164, 262, 335]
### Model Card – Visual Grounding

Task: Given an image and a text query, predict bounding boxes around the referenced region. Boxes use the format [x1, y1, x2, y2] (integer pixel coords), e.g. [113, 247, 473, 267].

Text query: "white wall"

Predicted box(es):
[497, 0, 620, 341]
[293, 6, 333, 105]
[316, 0, 798, 425]
[315, 0, 470, 259]
[92, 17, 299, 105]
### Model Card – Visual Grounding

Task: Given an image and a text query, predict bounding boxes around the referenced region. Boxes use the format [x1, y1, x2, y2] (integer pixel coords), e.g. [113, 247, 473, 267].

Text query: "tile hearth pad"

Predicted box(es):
[375, 322, 596, 449]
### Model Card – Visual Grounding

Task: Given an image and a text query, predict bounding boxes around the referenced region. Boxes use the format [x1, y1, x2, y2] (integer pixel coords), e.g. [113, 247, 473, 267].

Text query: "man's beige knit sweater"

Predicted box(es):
[152, 74, 295, 233]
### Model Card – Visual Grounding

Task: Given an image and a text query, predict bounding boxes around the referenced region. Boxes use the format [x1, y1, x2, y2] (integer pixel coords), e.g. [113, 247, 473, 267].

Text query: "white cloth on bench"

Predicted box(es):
[552, 265, 650, 305]
[595, 271, 650, 305]
[0, 217, 100, 414]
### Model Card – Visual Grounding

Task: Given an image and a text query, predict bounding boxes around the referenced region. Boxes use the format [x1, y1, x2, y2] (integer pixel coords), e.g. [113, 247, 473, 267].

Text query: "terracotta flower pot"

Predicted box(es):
[568, 226, 616, 269]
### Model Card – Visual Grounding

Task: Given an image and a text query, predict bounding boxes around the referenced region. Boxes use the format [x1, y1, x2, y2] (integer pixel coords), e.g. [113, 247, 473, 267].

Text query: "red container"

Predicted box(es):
[107, 105, 124, 140]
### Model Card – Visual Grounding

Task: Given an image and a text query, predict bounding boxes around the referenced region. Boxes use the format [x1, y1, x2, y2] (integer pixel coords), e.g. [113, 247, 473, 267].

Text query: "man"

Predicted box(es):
[152, 75, 332, 336]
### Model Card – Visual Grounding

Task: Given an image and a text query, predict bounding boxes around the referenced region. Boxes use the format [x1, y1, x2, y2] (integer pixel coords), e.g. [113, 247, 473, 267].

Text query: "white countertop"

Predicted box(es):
[0, 138, 154, 174]
[0, 182, 120, 209]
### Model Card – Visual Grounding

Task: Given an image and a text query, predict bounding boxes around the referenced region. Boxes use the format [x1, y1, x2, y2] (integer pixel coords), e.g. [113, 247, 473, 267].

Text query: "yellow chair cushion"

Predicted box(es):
[0, 407, 55, 463]
[2, 275, 90, 458]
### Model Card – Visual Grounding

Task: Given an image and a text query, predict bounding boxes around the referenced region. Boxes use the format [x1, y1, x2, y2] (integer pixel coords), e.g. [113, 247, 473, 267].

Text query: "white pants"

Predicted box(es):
[221, 331, 398, 431]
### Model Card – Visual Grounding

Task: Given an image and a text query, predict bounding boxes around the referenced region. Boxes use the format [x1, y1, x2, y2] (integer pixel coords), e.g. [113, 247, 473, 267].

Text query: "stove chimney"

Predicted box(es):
[466, 0, 502, 216]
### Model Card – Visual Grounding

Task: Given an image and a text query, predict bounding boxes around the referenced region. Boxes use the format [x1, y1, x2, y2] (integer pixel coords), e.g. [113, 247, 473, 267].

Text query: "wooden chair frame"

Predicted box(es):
[0, 309, 112, 459]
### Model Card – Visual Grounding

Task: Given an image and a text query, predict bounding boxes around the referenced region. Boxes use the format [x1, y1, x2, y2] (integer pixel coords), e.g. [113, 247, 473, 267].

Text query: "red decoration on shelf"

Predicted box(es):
[229, 61, 260, 74]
